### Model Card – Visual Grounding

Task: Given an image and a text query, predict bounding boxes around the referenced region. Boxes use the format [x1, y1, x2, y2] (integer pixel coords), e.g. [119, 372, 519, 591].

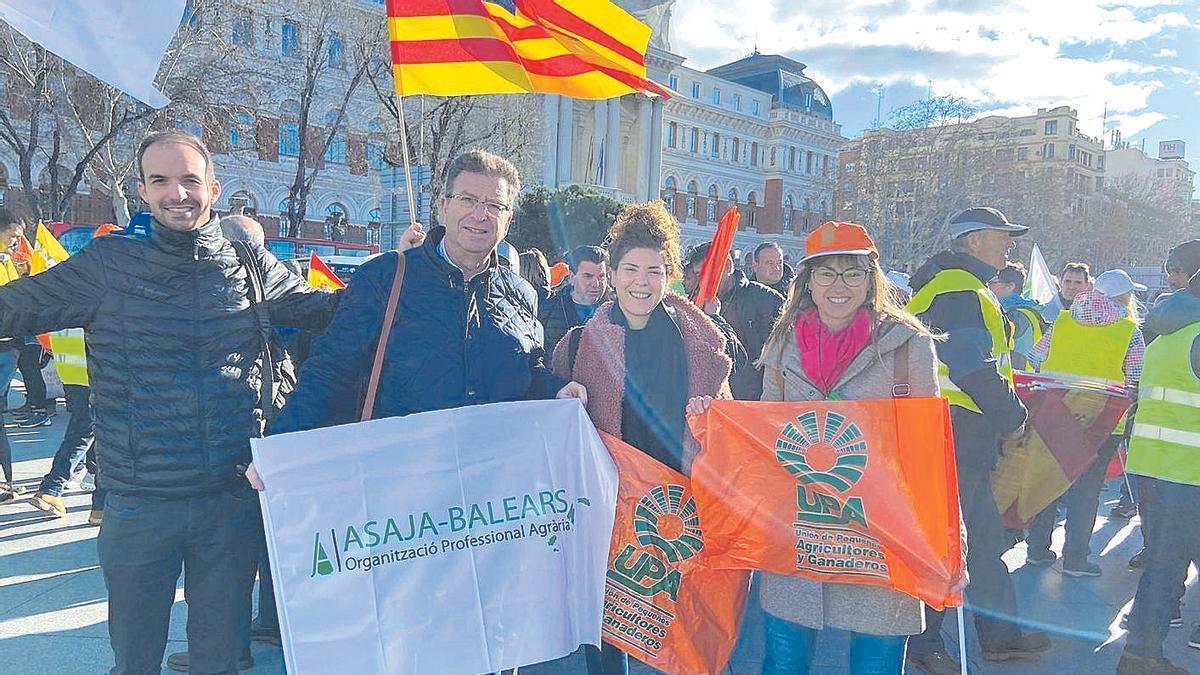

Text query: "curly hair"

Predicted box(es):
[604, 201, 682, 279]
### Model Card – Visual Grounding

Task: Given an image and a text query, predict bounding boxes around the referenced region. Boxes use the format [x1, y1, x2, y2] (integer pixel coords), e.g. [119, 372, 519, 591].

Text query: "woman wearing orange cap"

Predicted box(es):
[752, 221, 965, 674]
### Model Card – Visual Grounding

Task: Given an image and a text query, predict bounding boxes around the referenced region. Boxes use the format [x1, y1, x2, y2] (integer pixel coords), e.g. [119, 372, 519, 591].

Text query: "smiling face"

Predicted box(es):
[137, 141, 220, 232]
[807, 256, 871, 331]
[438, 171, 513, 265]
[614, 247, 668, 329]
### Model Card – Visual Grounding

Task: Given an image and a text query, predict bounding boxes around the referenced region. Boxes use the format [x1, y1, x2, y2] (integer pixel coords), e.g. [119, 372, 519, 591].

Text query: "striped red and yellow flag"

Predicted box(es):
[386, 0, 671, 99]
[307, 252, 347, 292]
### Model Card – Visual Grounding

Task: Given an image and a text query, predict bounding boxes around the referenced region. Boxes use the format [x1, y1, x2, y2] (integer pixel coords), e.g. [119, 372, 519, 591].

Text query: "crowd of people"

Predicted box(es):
[0, 128, 1197, 675]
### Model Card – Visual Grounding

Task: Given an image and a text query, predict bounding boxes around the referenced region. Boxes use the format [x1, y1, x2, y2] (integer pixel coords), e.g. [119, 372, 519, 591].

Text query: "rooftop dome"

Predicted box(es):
[706, 52, 834, 120]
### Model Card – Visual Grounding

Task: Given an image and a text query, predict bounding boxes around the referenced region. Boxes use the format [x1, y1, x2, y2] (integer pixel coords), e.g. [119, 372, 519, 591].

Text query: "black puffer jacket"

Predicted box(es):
[271, 227, 565, 434]
[720, 270, 784, 400]
[0, 218, 337, 499]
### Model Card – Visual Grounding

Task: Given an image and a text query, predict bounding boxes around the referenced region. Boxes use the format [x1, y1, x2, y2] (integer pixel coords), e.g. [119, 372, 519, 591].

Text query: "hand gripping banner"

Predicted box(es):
[599, 433, 750, 674]
[688, 399, 963, 610]
[252, 399, 618, 674]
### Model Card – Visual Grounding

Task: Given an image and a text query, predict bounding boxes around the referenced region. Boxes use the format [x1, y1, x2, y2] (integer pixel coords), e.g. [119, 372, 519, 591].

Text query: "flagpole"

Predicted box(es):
[956, 606, 968, 675]
[395, 90, 419, 231]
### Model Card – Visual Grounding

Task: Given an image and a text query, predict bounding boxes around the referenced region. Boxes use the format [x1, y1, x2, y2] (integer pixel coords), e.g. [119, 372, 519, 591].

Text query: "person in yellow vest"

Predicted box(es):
[1024, 270, 1146, 577]
[905, 207, 1048, 672]
[27, 328, 105, 524]
[1117, 269, 1200, 675]
[989, 261, 1047, 371]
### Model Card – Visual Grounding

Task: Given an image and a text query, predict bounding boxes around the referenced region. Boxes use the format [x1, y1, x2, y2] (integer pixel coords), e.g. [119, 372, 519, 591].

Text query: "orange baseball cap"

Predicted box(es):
[799, 221, 878, 264]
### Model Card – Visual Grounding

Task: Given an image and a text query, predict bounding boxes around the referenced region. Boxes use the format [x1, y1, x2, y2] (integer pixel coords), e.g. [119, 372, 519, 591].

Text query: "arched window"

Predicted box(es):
[228, 190, 256, 215]
[747, 191, 758, 228]
[686, 180, 698, 219]
[369, 207, 382, 223]
[727, 187, 738, 204]
[820, 199, 828, 215]
[324, 202, 348, 240]
[706, 184, 719, 222]
[784, 195, 794, 230]
[277, 198, 292, 237]
[663, 176, 677, 213]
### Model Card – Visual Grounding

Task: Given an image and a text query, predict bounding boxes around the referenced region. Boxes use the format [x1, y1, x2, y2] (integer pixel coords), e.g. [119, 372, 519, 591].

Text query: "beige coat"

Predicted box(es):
[757, 318, 960, 636]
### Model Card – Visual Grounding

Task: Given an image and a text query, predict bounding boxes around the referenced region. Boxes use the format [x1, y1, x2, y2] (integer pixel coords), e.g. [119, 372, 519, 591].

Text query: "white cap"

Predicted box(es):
[1094, 269, 1147, 297]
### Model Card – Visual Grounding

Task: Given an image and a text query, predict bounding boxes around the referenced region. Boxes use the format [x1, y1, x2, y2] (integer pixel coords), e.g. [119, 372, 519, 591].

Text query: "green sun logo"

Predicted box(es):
[633, 484, 704, 563]
[775, 410, 869, 493]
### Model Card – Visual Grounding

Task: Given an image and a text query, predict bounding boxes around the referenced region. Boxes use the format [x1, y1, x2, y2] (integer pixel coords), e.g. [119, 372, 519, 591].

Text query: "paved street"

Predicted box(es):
[2, 392, 1199, 675]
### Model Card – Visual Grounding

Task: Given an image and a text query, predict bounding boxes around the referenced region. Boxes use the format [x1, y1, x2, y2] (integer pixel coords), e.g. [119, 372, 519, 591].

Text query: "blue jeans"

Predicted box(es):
[0, 348, 18, 484]
[1124, 478, 1200, 659]
[1027, 435, 1119, 562]
[763, 612, 907, 675]
[584, 643, 628, 675]
[37, 384, 94, 496]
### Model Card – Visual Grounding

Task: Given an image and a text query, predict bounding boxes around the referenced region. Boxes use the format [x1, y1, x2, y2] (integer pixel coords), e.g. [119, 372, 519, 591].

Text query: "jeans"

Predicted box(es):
[762, 612, 907, 675]
[0, 348, 17, 484]
[98, 489, 262, 675]
[17, 341, 48, 408]
[583, 643, 628, 675]
[1026, 435, 1120, 562]
[911, 411, 1022, 654]
[37, 385, 94, 497]
[1124, 479, 1200, 659]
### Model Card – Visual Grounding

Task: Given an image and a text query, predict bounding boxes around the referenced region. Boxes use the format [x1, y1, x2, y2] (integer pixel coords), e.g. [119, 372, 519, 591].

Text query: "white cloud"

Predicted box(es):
[668, 0, 1196, 137]
[1155, 48, 1179, 58]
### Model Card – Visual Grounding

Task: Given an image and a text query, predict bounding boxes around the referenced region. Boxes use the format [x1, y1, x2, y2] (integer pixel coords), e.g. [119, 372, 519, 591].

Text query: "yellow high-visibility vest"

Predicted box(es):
[1126, 321, 1200, 486]
[908, 268, 1014, 413]
[1040, 311, 1135, 386]
[48, 328, 88, 386]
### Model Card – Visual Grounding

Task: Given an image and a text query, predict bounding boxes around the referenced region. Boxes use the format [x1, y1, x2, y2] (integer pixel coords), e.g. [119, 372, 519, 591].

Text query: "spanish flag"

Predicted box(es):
[307, 252, 346, 292]
[387, 0, 670, 99]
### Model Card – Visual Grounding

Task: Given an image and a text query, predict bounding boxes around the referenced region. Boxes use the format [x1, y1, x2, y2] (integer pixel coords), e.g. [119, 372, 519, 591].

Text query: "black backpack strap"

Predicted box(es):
[231, 240, 276, 429]
[567, 326, 584, 375]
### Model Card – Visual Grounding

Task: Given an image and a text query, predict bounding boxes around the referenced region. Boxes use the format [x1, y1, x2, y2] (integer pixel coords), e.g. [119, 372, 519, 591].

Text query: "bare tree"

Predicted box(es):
[270, 1, 382, 237]
[365, 64, 543, 224]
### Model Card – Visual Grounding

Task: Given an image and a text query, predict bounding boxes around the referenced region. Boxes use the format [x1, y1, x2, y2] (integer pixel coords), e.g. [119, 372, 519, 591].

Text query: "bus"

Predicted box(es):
[265, 237, 379, 262]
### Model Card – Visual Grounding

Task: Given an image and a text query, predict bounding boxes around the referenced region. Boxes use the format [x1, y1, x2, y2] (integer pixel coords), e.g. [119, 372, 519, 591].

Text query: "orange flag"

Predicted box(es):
[549, 261, 570, 287]
[599, 432, 750, 674]
[12, 232, 34, 266]
[307, 251, 346, 291]
[688, 399, 963, 610]
[691, 207, 739, 308]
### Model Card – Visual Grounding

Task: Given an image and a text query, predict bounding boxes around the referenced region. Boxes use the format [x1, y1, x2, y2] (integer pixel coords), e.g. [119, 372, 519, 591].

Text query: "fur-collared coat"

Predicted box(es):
[551, 293, 732, 473]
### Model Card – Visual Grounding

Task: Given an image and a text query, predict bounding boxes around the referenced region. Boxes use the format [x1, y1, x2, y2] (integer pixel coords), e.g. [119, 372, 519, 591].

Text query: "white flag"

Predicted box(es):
[1026, 243, 1058, 305]
[0, 0, 186, 107]
[252, 399, 619, 675]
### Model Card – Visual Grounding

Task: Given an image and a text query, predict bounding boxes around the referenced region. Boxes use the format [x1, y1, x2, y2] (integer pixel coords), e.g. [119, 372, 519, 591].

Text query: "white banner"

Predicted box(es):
[252, 399, 619, 675]
[0, 0, 186, 107]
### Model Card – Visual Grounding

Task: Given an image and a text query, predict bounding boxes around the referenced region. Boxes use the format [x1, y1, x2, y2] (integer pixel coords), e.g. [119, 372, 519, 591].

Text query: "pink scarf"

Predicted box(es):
[795, 307, 873, 395]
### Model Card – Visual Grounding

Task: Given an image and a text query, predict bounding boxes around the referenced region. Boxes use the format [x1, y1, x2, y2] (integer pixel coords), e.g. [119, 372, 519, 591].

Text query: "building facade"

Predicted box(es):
[1104, 143, 1194, 211]
[836, 106, 1107, 268]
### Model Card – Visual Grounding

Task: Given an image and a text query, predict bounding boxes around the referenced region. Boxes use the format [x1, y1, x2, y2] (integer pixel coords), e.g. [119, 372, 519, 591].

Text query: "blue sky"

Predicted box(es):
[670, 0, 1200, 171]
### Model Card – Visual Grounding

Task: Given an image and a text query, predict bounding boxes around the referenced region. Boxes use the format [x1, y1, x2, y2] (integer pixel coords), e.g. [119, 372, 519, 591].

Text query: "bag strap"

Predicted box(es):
[566, 326, 583, 374]
[360, 252, 406, 421]
[231, 240, 276, 429]
[892, 338, 911, 398]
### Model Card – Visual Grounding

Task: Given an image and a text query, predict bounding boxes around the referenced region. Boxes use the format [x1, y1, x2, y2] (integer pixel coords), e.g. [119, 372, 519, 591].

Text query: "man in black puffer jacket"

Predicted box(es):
[0, 131, 336, 675]
[268, 149, 585, 436]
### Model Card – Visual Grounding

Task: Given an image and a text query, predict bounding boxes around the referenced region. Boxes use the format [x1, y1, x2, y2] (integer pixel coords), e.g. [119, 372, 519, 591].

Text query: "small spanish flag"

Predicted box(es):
[307, 252, 346, 292]
[387, 0, 670, 99]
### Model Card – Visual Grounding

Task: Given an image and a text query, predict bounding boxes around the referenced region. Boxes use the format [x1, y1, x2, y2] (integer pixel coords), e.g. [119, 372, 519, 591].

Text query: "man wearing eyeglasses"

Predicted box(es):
[906, 207, 1047, 673]
[267, 149, 586, 437]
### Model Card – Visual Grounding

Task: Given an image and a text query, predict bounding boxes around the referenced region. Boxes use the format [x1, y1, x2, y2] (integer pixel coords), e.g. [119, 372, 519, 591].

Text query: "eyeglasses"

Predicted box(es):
[811, 267, 869, 287]
[447, 193, 511, 218]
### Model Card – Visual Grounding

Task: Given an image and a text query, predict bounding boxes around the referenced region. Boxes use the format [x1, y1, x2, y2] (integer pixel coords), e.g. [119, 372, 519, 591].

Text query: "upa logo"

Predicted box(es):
[609, 484, 703, 601]
[775, 410, 869, 528]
